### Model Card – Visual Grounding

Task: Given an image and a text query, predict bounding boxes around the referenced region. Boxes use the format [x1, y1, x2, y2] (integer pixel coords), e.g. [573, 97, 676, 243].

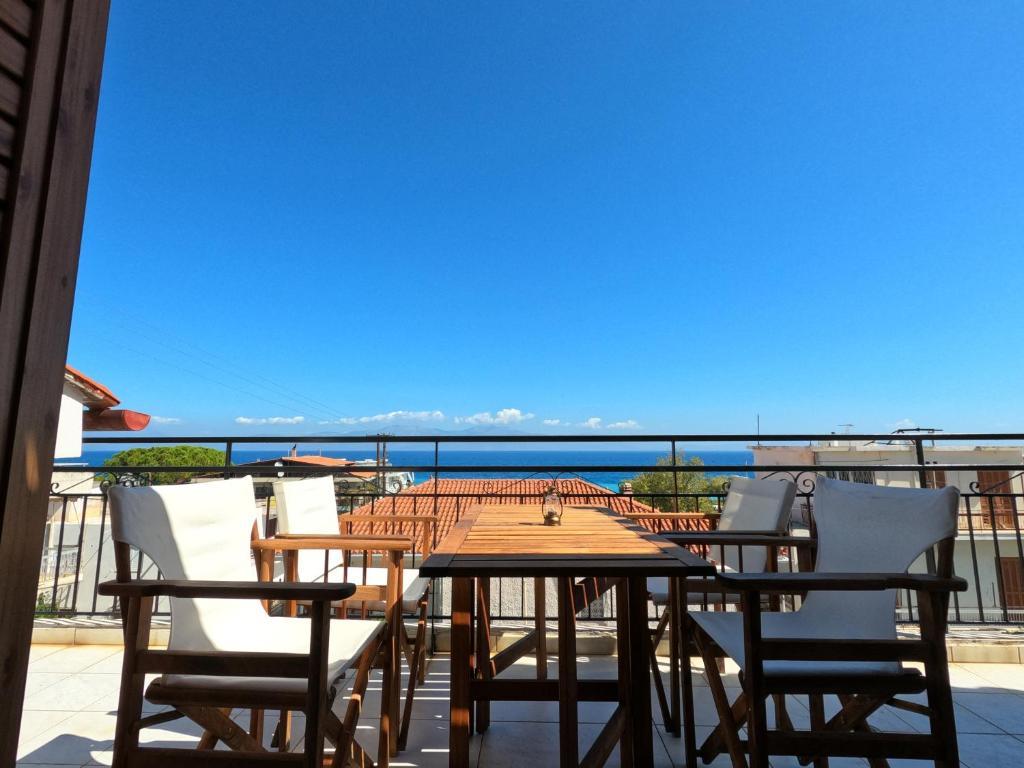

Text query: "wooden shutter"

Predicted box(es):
[924, 469, 946, 489]
[0, 1, 111, 761]
[977, 470, 1017, 529]
[999, 557, 1024, 610]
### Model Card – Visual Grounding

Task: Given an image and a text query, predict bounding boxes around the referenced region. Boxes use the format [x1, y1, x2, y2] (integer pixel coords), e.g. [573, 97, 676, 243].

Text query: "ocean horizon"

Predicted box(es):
[74, 448, 755, 492]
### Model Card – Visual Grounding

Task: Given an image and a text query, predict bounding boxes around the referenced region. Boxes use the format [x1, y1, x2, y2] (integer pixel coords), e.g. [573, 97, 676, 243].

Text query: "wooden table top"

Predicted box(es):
[419, 504, 716, 577]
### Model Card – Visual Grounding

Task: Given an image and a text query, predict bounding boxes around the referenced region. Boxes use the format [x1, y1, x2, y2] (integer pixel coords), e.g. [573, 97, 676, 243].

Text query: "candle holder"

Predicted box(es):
[542, 483, 563, 526]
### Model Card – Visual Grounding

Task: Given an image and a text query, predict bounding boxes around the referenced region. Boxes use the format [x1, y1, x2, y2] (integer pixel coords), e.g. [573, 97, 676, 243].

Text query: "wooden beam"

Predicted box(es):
[0, 2, 111, 763]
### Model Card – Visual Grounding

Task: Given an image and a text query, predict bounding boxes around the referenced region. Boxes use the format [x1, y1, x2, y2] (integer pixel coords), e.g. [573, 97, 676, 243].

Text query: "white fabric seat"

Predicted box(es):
[650, 476, 797, 602]
[108, 477, 383, 699]
[691, 611, 906, 677]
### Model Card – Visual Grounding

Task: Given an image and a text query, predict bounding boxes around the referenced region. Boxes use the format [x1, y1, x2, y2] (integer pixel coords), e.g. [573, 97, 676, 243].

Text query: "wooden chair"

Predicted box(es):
[99, 476, 395, 768]
[628, 476, 798, 734]
[684, 477, 967, 768]
[272, 476, 437, 750]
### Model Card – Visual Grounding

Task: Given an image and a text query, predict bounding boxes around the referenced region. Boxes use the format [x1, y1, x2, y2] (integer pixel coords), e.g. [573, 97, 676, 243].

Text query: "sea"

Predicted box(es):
[76, 448, 755, 492]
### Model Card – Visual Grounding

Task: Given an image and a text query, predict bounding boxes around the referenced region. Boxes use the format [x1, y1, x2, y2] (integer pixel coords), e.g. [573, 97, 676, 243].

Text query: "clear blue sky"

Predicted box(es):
[68, 2, 1024, 436]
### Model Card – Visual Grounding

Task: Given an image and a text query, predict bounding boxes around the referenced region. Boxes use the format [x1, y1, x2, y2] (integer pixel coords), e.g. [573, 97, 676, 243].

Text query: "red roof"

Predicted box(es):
[64, 365, 120, 409]
[241, 455, 377, 478]
[347, 477, 661, 543]
[64, 365, 150, 432]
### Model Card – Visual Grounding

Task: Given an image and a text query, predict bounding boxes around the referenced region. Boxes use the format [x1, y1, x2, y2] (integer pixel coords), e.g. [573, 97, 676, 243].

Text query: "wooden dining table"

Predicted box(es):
[418, 503, 716, 768]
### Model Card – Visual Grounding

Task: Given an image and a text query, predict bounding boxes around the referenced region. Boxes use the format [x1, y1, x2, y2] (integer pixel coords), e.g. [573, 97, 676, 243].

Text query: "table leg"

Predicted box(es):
[628, 576, 655, 766]
[557, 576, 578, 768]
[475, 577, 492, 733]
[450, 576, 473, 767]
[535, 576, 547, 680]
[616, 579, 633, 768]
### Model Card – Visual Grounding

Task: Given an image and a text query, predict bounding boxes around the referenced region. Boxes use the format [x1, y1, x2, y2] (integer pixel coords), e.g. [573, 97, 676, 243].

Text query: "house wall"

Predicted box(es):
[54, 388, 84, 460]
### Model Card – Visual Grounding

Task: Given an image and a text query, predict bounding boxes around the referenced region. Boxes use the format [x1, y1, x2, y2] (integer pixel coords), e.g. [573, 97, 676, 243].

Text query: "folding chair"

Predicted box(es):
[99, 476, 395, 767]
[273, 475, 436, 750]
[685, 477, 967, 768]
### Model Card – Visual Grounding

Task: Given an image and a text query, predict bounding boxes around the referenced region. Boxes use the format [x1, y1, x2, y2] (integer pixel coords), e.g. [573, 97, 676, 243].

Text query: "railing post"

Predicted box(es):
[223, 441, 233, 480]
[915, 438, 938, 576]
[671, 440, 679, 513]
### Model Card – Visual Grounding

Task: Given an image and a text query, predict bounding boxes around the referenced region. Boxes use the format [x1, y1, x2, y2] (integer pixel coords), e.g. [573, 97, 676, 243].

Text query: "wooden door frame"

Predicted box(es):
[0, 1, 111, 763]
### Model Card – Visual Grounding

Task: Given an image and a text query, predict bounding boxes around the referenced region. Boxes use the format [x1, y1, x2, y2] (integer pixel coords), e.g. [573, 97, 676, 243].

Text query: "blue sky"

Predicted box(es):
[68, 2, 1024, 436]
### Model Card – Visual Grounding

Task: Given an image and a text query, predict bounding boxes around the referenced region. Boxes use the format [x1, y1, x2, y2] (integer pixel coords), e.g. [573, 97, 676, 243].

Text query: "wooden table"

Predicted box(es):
[418, 504, 715, 768]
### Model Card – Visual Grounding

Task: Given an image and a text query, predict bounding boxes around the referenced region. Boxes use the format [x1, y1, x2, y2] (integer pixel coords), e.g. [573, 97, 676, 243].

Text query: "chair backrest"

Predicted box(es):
[108, 476, 268, 651]
[716, 476, 797, 572]
[273, 475, 344, 582]
[801, 477, 959, 639]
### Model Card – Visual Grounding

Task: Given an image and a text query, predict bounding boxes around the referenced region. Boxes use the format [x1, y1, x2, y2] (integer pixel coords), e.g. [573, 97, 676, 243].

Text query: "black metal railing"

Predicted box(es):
[41, 431, 1024, 625]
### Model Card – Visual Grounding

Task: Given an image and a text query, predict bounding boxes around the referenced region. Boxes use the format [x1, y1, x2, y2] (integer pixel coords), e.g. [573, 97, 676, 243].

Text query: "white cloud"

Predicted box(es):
[579, 417, 603, 429]
[455, 408, 535, 425]
[607, 419, 641, 429]
[235, 416, 306, 425]
[542, 418, 562, 426]
[335, 410, 445, 425]
[150, 416, 182, 425]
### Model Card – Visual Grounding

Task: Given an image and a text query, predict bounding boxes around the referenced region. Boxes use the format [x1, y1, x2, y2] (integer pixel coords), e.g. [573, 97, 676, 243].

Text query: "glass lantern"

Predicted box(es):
[542, 483, 563, 526]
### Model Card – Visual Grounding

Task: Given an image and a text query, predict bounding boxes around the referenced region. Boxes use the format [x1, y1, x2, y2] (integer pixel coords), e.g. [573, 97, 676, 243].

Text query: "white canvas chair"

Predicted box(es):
[99, 476, 396, 768]
[685, 477, 966, 768]
[273, 475, 435, 750]
[628, 476, 798, 734]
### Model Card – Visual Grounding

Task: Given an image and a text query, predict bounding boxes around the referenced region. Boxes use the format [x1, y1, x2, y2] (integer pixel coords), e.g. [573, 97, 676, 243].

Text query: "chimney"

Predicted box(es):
[619, 481, 633, 495]
[290, 444, 298, 457]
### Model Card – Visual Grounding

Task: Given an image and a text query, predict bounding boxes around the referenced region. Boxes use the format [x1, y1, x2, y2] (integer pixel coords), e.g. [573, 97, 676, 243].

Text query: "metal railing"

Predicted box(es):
[41, 431, 1024, 626]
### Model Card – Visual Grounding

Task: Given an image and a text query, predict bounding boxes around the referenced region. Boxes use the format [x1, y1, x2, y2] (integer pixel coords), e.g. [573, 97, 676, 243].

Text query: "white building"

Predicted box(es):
[753, 440, 1024, 622]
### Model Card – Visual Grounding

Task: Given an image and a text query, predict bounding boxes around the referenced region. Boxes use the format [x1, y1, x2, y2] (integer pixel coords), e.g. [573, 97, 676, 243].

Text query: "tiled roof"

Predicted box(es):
[64, 365, 120, 408]
[346, 477, 661, 544]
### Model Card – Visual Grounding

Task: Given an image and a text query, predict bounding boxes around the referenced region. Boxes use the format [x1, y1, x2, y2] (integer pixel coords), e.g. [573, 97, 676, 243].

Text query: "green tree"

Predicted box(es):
[622, 455, 729, 513]
[104, 446, 227, 485]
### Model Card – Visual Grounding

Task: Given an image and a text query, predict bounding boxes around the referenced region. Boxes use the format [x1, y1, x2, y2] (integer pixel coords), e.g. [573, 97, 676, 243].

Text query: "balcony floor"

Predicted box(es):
[17, 645, 1024, 767]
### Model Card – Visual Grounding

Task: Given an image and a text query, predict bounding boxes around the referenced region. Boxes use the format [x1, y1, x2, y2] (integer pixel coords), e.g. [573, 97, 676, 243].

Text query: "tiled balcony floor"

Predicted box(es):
[17, 645, 1024, 767]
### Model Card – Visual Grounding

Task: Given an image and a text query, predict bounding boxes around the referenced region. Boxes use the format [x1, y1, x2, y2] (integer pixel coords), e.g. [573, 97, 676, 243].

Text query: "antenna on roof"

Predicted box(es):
[756, 413, 761, 445]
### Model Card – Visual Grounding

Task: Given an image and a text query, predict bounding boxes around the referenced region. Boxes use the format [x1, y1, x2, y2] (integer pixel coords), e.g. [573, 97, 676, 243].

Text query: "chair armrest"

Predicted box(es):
[624, 513, 719, 520]
[716, 572, 968, 593]
[339, 514, 439, 524]
[97, 579, 356, 601]
[255, 534, 414, 552]
[662, 532, 810, 547]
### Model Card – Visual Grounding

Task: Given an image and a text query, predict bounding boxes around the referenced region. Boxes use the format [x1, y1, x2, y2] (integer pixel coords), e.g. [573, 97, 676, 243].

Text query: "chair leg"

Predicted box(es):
[111, 596, 152, 768]
[650, 629, 674, 732]
[808, 695, 829, 768]
[178, 706, 263, 752]
[276, 709, 292, 752]
[399, 603, 429, 750]
[920, 591, 960, 768]
[416, 596, 430, 685]
[333, 635, 383, 767]
[695, 629, 748, 768]
[681, 615, 699, 768]
[249, 707, 264, 746]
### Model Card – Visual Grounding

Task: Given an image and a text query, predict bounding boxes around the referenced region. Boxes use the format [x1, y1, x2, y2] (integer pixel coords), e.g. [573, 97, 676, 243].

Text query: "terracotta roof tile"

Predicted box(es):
[346, 477, 662, 544]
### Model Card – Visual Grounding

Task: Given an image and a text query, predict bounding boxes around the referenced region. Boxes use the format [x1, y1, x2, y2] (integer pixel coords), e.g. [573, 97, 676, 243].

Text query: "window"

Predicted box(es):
[999, 557, 1024, 609]
[977, 470, 1018, 529]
